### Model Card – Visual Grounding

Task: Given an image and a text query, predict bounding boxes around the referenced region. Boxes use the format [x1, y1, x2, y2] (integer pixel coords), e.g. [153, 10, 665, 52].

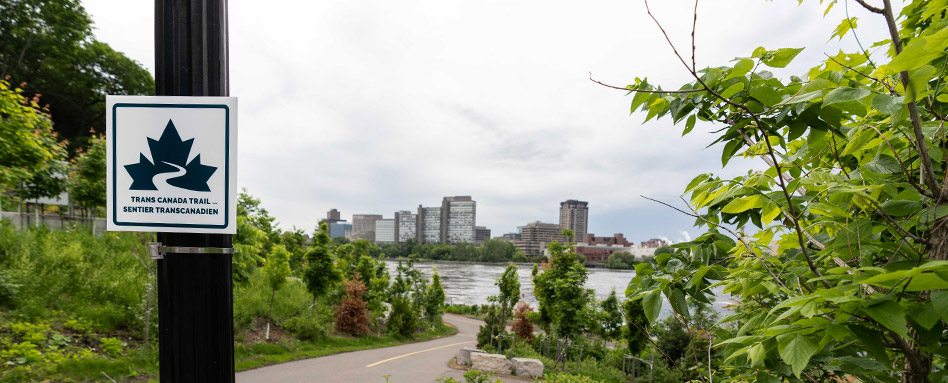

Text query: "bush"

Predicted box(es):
[334, 280, 369, 336]
[98, 337, 125, 357]
[475, 304, 505, 348]
[234, 271, 312, 331]
[385, 296, 418, 339]
[511, 300, 534, 341]
[281, 307, 331, 341]
[0, 224, 151, 333]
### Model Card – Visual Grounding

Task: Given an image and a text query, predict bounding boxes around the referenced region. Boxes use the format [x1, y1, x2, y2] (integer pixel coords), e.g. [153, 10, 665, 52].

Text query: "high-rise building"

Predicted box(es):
[474, 226, 491, 245]
[441, 196, 476, 244]
[326, 209, 343, 224]
[417, 205, 442, 244]
[559, 200, 589, 242]
[352, 214, 382, 241]
[329, 222, 352, 238]
[515, 221, 568, 257]
[395, 210, 417, 243]
[375, 219, 395, 243]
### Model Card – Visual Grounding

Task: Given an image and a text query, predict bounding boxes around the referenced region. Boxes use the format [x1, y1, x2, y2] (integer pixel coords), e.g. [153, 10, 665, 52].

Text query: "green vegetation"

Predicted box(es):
[367, 238, 537, 263]
[0, 188, 453, 382]
[604, 1, 948, 382]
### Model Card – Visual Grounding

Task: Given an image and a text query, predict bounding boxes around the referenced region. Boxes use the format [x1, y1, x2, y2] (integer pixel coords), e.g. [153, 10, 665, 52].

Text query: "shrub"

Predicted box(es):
[282, 307, 331, 341]
[475, 304, 505, 348]
[98, 337, 125, 357]
[511, 300, 534, 341]
[462, 370, 502, 383]
[335, 280, 370, 336]
[385, 296, 418, 339]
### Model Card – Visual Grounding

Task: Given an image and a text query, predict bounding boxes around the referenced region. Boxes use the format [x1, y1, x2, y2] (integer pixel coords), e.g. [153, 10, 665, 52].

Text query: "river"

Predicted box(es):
[385, 261, 734, 317]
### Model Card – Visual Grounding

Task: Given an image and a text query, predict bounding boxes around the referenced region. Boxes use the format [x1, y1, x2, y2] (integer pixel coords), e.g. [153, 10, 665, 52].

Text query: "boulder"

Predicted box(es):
[511, 358, 544, 378]
[456, 347, 485, 366]
[471, 353, 512, 375]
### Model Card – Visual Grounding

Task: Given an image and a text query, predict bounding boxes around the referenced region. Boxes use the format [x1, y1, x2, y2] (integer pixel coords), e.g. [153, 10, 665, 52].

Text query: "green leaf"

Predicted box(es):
[761, 47, 804, 68]
[777, 332, 819, 378]
[643, 291, 662, 325]
[906, 65, 937, 103]
[849, 324, 892, 366]
[931, 291, 948, 323]
[880, 200, 923, 217]
[761, 200, 781, 224]
[905, 273, 948, 291]
[830, 17, 857, 41]
[909, 301, 941, 330]
[721, 195, 764, 214]
[887, 27, 948, 73]
[863, 154, 901, 174]
[861, 300, 908, 338]
[784, 90, 823, 104]
[719, 82, 745, 100]
[630, 81, 651, 113]
[750, 85, 783, 107]
[748, 342, 766, 366]
[683, 114, 697, 136]
[823, 87, 871, 106]
[871, 94, 905, 114]
[938, 94, 948, 103]
[726, 58, 755, 80]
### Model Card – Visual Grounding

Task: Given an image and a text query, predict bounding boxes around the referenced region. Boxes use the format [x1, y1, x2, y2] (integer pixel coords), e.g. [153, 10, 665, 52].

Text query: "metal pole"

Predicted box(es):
[155, 1, 234, 382]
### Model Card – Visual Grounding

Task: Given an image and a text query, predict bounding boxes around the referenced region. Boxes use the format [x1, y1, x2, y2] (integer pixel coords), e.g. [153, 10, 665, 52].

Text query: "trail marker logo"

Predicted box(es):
[106, 96, 238, 234]
[125, 120, 217, 192]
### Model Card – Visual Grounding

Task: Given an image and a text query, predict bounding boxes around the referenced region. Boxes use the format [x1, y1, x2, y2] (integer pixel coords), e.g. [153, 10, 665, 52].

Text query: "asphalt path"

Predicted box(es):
[236, 314, 521, 383]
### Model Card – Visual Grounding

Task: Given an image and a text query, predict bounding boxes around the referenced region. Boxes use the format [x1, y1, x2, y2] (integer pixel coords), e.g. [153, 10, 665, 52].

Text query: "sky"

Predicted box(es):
[82, 0, 896, 242]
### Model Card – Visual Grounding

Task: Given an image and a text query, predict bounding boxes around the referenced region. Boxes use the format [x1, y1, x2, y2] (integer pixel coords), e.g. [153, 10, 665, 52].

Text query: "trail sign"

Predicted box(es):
[106, 96, 237, 234]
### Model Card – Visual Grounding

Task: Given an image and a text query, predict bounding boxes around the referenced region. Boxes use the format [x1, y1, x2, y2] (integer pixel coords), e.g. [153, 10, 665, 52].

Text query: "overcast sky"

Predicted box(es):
[83, 0, 895, 242]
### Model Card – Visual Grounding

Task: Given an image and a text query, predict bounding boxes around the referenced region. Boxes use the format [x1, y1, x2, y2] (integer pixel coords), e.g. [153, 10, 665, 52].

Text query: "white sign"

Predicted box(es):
[106, 96, 237, 234]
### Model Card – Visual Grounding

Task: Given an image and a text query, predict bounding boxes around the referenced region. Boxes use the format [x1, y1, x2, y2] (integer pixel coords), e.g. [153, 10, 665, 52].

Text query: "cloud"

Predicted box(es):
[82, 0, 896, 240]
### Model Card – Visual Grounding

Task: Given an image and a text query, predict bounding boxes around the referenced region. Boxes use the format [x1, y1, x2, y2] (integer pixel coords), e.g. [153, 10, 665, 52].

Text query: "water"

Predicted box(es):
[385, 261, 734, 317]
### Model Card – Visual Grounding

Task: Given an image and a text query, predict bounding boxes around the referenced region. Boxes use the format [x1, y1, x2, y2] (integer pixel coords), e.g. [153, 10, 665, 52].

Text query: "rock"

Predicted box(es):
[456, 347, 485, 366]
[511, 358, 544, 378]
[471, 353, 512, 375]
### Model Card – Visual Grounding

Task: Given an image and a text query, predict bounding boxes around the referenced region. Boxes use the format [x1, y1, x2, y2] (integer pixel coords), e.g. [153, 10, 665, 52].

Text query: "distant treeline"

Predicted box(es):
[330, 237, 542, 263]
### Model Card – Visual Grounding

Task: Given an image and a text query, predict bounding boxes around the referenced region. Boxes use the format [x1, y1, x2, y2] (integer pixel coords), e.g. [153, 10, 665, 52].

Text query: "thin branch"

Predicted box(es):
[882, 0, 940, 195]
[691, 0, 698, 72]
[826, 55, 893, 93]
[868, 125, 936, 199]
[588, 74, 707, 94]
[644, 0, 693, 73]
[854, 0, 885, 14]
[642, 195, 797, 292]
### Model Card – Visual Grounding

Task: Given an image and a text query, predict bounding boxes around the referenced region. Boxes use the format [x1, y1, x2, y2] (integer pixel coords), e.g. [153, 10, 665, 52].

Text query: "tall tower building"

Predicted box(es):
[559, 200, 589, 242]
[441, 196, 476, 244]
[352, 214, 382, 241]
[326, 208, 342, 223]
[417, 205, 442, 244]
[394, 210, 417, 243]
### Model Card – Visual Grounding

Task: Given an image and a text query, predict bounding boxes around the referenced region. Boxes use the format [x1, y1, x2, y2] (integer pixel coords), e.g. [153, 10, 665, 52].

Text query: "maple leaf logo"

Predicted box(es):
[124, 120, 217, 192]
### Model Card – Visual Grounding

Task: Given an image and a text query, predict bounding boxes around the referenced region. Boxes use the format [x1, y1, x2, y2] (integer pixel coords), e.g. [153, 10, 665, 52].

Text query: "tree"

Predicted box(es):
[303, 222, 341, 312]
[0, 79, 66, 198]
[597, 289, 624, 341]
[424, 269, 446, 327]
[68, 134, 104, 213]
[0, 0, 153, 151]
[335, 280, 370, 336]
[386, 295, 418, 339]
[511, 300, 535, 341]
[490, 264, 520, 328]
[606, 251, 635, 269]
[533, 241, 589, 339]
[602, 1, 948, 382]
[621, 298, 648, 356]
[262, 244, 291, 340]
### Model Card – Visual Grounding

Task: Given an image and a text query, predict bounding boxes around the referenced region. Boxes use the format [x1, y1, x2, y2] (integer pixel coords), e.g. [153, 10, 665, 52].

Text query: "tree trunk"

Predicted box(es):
[901, 349, 931, 383]
[267, 288, 275, 340]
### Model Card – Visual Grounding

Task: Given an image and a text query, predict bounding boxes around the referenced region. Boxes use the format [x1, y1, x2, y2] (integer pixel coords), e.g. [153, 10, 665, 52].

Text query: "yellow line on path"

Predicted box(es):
[365, 341, 474, 368]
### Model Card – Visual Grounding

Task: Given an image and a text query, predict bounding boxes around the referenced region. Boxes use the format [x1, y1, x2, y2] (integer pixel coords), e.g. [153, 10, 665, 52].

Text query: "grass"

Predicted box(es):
[235, 323, 458, 371]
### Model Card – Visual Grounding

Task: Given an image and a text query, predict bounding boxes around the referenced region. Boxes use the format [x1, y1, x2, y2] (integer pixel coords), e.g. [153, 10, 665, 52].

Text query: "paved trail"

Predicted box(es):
[236, 314, 520, 383]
